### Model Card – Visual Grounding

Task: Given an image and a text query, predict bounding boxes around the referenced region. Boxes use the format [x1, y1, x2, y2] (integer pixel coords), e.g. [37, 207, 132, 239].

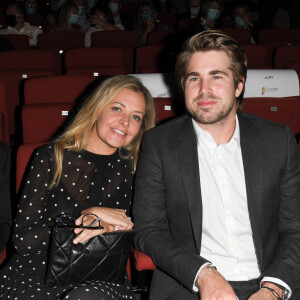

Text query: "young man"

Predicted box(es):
[133, 30, 300, 300]
[0, 1, 43, 47]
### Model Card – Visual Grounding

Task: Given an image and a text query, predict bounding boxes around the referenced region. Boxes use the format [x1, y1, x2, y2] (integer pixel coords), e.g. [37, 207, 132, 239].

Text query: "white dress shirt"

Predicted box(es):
[0, 22, 42, 46]
[192, 117, 291, 296]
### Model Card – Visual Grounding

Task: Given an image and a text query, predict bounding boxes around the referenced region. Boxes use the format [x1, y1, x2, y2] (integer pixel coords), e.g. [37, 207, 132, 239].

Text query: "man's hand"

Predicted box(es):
[248, 282, 284, 300]
[197, 266, 237, 299]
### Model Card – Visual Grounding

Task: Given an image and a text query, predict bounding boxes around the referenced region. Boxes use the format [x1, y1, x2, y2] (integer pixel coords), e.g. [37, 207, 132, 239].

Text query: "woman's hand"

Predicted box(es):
[73, 207, 133, 244]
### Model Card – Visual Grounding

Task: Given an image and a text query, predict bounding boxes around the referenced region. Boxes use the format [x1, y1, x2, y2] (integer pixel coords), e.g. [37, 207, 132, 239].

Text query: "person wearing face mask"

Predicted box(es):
[135, 2, 169, 46]
[0, 1, 43, 47]
[72, 0, 90, 31]
[177, 0, 202, 21]
[108, 0, 123, 26]
[200, 0, 223, 30]
[231, 0, 259, 44]
[84, 4, 124, 47]
[24, 0, 48, 31]
[53, 3, 83, 31]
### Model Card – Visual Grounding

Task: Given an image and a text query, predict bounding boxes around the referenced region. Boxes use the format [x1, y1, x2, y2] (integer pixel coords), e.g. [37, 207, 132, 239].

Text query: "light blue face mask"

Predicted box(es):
[235, 16, 247, 28]
[108, 2, 119, 13]
[77, 6, 86, 16]
[69, 13, 79, 24]
[207, 8, 221, 21]
[26, 7, 36, 14]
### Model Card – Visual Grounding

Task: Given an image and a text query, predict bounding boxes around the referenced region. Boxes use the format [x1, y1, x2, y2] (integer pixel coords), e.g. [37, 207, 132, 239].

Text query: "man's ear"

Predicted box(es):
[235, 79, 245, 98]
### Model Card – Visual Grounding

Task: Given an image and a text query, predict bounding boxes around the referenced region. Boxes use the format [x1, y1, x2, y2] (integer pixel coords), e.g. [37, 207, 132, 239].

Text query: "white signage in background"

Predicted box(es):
[242, 69, 299, 98]
[130, 73, 176, 98]
[131, 70, 300, 99]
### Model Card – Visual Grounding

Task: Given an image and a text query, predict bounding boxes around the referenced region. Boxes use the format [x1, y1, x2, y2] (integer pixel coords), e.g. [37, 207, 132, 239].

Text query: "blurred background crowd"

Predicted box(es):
[0, 0, 299, 48]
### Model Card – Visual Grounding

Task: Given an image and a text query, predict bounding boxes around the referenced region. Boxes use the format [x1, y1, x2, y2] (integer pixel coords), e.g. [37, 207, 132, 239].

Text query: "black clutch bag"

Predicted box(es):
[45, 213, 134, 287]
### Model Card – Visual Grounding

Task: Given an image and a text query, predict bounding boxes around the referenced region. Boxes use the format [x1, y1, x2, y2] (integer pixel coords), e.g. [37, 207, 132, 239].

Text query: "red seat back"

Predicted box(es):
[24, 75, 95, 104]
[135, 45, 175, 73]
[0, 34, 30, 49]
[64, 48, 126, 76]
[147, 30, 177, 45]
[219, 28, 252, 44]
[0, 50, 56, 134]
[243, 97, 300, 135]
[22, 103, 74, 144]
[241, 44, 271, 68]
[37, 31, 85, 50]
[16, 143, 45, 193]
[274, 45, 300, 68]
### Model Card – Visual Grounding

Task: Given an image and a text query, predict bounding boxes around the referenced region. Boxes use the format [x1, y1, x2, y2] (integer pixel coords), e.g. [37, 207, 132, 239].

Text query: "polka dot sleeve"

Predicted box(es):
[13, 145, 53, 255]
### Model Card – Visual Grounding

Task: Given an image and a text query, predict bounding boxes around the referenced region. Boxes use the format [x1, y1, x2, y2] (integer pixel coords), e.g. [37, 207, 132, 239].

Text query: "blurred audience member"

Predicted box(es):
[72, 0, 90, 31]
[200, 0, 223, 30]
[108, 0, 123, 26]
[0, 1, 43, 47]
[232, 0, 259, 43]
[84, 4, 124, 47]
[177, 0, 202, 32]
[135, 1, 168, 46]
[53, 3, 82, 31]
[25, 0, 48, 31]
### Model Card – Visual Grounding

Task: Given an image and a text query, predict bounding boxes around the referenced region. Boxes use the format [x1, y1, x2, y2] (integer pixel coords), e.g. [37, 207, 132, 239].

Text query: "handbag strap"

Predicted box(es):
[55, 213, 104, 230]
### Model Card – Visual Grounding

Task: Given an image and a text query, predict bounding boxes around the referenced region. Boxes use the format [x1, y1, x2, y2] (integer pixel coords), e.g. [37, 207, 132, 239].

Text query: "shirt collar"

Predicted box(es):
[192, 115, 241, 147]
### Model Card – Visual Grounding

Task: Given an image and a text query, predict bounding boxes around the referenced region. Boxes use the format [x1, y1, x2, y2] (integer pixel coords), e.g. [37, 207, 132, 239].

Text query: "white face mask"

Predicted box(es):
[190, 6, 200, 17]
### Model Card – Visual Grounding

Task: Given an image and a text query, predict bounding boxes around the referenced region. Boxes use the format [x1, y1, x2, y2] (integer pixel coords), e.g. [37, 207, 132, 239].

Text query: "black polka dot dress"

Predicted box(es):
[0, 144, 136, 299]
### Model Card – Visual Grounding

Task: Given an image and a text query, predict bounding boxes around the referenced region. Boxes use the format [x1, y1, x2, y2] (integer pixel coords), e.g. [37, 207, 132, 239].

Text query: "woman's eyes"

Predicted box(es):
[132, 115, 142, 122]
[112, 107, 142, 122]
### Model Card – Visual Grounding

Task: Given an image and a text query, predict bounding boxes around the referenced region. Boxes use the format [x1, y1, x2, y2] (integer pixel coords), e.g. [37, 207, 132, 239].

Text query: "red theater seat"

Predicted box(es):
[243, 97, 300, 136]
[0, 50, 56, 135]
[91, 30, 139, 73]
[23, 75, 95, 104]
[21, 103, 74, 144]
[37, 31, 84, 50]
[147, 30, 177, 45]
[241, 44, 271, 68]
[64, 48, 126, 76]
[219, 28, 252, 44]
[135, 45, 175, 73]
[0, 34, 30, 49]
[274, 45, 300, 69]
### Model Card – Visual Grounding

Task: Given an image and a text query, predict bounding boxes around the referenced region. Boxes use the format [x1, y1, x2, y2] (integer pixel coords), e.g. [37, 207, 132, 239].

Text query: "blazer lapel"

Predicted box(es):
[238, 113, 265, 266]
[177, 117, 202, 252]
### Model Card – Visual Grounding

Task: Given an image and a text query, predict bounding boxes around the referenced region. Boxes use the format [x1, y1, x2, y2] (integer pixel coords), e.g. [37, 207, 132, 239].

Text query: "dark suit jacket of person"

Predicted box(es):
[0, 141, 11, 252]
[133, 112, 300, 299]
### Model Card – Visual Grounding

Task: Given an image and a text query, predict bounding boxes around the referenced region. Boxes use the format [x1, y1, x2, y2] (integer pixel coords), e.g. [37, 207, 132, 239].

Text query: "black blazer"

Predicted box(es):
[133, 112, 300, 299]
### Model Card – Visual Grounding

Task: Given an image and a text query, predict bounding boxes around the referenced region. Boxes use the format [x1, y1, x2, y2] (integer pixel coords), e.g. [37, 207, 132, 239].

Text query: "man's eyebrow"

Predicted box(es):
[209, 70, 230, 77]
[185, 72, 200, 78]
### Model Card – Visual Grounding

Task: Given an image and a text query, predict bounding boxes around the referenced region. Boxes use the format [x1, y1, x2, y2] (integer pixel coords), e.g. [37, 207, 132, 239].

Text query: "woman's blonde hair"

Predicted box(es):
[50, 75, 155, 188]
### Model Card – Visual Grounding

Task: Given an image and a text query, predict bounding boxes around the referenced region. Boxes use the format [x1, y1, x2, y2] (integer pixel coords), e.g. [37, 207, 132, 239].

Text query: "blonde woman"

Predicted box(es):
[0, 75, 156, 299]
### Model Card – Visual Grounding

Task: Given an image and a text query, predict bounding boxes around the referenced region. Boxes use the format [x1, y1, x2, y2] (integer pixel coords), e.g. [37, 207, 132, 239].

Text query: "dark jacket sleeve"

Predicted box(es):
[0, 142, 11, 252]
